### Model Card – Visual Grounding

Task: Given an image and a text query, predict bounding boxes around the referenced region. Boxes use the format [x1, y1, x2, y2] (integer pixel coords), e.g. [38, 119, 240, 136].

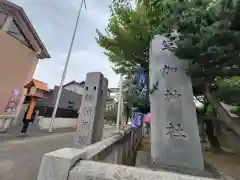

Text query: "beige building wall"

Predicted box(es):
[0, 30, 38, 115]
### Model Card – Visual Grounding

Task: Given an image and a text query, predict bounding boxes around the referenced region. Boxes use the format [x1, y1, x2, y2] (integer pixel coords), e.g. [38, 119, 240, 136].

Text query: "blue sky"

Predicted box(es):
[10, 0, 119, 88]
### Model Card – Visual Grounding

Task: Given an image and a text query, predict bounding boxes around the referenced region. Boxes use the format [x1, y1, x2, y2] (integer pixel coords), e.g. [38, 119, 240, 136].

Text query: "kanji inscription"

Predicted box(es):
[161, 65, 178, 75]
[164, 90, 181, 101]
[161, 39, 175, 51]
[165, 122, 188, 140]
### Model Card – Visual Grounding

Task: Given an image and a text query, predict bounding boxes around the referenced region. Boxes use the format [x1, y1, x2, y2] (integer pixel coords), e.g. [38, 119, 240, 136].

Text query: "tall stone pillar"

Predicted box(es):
[92, 77, 108, 142]
[74, 72, 108, 148]
[149, 35, 204, 170]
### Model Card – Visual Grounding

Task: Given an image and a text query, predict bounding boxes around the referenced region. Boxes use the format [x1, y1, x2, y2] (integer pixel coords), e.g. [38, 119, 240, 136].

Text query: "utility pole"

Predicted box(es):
[116, 74, 123, 131]
[48, 0, 87, 132]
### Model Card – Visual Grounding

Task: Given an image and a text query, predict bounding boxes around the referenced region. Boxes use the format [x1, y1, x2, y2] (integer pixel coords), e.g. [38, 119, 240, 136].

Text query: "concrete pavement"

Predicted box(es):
[0, 128, 76, 143]
[0, 125, 116, 143]
[0, 126, 116, 180]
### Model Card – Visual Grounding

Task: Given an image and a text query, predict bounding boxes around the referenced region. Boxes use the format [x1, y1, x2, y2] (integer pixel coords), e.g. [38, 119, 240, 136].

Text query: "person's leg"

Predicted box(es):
[149, 124, 151, 135]
[24, 121, 29, 133]
[144, 123, 147, 135]
[21, 121, 29, 133]
[146, 123, 150, 135]
[21, 121, 27, 133]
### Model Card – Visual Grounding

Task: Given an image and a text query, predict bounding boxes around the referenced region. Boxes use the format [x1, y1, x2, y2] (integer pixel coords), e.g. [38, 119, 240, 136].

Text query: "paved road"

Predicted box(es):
[0, 126, 116, 180]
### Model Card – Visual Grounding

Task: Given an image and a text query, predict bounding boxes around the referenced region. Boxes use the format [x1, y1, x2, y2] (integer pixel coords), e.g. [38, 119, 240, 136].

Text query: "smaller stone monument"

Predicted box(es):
[92, 77, 108, 142]
[74, 72, 108, 148]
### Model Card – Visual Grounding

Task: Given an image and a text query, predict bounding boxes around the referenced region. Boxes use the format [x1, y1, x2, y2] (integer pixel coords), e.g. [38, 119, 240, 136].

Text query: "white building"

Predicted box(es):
[108, 88, 120, 101]
[63, 81, 85, 95]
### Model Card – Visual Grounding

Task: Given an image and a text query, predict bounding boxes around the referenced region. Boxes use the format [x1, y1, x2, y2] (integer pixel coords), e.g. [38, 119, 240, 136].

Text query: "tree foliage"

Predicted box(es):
[96, 0, 152, 109]
[97, 0, 240, 114]
[104, 99, 118, 124]
[122, 75, 149, 109]
[96, 0, 151, 75]
[214, 76, 240, 105]
[147, 0, 240, 91]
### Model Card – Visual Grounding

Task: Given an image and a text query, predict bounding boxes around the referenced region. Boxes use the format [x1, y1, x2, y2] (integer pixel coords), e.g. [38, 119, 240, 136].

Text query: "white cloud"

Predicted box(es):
[11, 0, 119, 89]
[34, 49, 119, 89]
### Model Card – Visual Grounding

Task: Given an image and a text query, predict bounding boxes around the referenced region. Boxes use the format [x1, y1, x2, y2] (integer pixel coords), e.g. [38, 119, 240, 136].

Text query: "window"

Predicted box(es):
[68, 105, 74, 109]
[68, 101, 74, 105]
[0, 10, 7, 28]
[7, 20, 33, 49]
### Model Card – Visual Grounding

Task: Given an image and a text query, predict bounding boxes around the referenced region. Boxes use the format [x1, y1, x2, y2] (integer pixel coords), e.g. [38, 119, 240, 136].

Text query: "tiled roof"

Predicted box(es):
[25, 79, 50, 92]
[63, 80, 85, 88]
[0, 1, 50, 58]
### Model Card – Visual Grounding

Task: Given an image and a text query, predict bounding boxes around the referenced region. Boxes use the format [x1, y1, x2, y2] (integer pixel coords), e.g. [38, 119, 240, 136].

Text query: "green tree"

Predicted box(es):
[96, 0, 151, 75]
[215, 77, 240, 106]
[96, 0, 151, 109]
[147, 0, 240, 86]
[146, 0, 240, 138]
[215, 77, 240, 116]
[104, 99, 118, 124]
[97, 0, 240, 149]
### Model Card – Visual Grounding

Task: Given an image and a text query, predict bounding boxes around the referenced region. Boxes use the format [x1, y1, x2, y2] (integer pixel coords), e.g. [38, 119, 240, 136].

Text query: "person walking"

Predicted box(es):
[144, 113, 151, 135]
[21, 107, 36, 134]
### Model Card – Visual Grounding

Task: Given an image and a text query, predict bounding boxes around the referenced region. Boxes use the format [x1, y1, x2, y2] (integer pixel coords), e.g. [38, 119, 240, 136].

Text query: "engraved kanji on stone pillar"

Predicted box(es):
[149, 35, 204, 170]
[93, 77, 108, 143]
[74, 72, 108, 148]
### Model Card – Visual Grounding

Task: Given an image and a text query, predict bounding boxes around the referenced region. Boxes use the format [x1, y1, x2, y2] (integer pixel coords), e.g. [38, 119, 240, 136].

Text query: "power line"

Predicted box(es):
[48, 0, 87, 132]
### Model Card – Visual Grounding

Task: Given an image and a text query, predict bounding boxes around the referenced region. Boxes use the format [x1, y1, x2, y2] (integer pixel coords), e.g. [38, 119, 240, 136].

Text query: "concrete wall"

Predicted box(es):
[36, 91, 53, 107]
[38, 117, 77, 129]
[37, 127, 143, 180]
[52, 86, 82, 110]
[0, 116, 77, 132]
[0, 30, 38, 115]
[36, 86, 82, 110]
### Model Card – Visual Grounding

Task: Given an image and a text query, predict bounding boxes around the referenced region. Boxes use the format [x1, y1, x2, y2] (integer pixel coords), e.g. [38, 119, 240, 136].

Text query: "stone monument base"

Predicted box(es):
[135, 150, 233, 179]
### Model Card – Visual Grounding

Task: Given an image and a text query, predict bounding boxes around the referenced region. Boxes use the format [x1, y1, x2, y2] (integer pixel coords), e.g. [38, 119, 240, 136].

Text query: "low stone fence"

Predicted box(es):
[68, 160, 217, 180]
[37, 127, 142, 180]
[37, 126, 227, 180]
[0, 114, 15, 132]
